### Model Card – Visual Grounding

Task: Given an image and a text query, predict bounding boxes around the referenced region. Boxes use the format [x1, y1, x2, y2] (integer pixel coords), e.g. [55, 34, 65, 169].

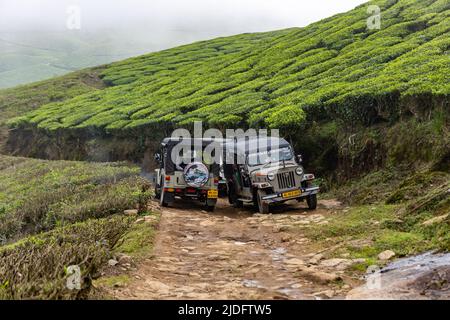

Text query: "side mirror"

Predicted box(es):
[154, 153, 161, 164]
[297, 154, 303, 163]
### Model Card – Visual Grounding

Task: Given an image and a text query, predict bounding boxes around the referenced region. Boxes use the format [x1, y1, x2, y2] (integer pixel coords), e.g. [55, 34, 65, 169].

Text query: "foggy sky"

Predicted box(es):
[1, 0, 368, 35]
[0, 0, 369, 89]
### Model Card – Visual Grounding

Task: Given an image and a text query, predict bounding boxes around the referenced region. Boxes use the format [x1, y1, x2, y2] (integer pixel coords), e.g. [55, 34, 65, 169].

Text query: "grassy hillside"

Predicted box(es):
[0, 155, 154, 299]
[0, 67, 105, 152]
[0, 30, 181, 89]
[0, 0, 446, 172]
[8, 0, 449, 133]
[0, 32, 107, 89]
[0, 155, 151, 244]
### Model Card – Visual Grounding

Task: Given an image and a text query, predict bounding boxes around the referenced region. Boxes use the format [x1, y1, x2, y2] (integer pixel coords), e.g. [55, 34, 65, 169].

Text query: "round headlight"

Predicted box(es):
[267, 172, 275, 181]
[295, 167, 304, 176]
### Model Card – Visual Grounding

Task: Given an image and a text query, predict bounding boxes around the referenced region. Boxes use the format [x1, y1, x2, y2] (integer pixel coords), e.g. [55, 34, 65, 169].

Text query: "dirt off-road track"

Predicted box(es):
[109, 198, 362, 300]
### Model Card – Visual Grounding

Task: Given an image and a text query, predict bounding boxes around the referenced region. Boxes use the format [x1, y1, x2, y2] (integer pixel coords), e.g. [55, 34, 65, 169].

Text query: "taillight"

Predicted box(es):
[165, 176, 171, 181]
[214, 178, 219, 184]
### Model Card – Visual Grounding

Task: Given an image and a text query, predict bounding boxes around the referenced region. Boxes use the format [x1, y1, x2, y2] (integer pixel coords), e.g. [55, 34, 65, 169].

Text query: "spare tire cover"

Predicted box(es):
[183, 162, 209, 188]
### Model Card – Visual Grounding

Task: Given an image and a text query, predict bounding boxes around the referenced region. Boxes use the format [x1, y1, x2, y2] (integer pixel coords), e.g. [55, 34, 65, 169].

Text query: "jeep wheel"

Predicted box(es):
[205, 199, 216, 212]
[160, 187, 169, 207]
[228, 185, 243, 208]
[233, 198, 244, 208]
[307, 194, 317, 210]
[256, 190, 270, 214]
[154, 180, 161, 200]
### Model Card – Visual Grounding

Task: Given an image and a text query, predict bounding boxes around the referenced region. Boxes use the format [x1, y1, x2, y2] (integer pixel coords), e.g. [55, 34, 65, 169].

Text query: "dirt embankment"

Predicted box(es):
[98, 196, 450, 300]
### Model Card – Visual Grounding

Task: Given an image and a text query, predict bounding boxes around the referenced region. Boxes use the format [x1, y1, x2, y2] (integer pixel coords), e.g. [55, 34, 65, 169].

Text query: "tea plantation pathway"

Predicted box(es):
[112, 199, 353, 300]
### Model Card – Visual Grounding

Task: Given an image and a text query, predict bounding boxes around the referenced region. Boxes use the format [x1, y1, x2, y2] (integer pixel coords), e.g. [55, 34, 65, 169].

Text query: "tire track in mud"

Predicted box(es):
[113, 199, 347, 300]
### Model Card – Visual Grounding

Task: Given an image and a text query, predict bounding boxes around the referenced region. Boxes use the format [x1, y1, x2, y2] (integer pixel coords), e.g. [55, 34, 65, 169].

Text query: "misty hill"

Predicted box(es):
[8, 0, 449, 131]
[1, 0, 448, 176]
[0, 28, 232, 89]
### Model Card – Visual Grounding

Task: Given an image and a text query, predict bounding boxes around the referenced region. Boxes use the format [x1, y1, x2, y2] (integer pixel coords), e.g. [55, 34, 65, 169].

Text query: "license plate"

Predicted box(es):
[207, 190, 218, 199]
[282, 190, 301, 198]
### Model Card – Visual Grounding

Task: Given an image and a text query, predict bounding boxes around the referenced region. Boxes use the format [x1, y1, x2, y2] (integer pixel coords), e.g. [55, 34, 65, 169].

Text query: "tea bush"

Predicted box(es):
[0, 155, 152, 244]
[0, 216, 132, 299]
[7, 0, 449, 133]
[0, 155, 153, 299]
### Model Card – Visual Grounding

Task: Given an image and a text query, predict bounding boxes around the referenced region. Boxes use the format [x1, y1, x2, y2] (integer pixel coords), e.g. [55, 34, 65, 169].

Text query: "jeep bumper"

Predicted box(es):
[262, 186, 319, 203]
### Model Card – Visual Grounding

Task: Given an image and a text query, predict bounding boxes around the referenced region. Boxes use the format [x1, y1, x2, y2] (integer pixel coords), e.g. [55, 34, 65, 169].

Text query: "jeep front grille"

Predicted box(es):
[277, 171, 296, 190]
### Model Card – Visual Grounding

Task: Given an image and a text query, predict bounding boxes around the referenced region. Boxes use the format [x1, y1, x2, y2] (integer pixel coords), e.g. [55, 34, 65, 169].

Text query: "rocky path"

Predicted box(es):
[112, 199, 357, 300]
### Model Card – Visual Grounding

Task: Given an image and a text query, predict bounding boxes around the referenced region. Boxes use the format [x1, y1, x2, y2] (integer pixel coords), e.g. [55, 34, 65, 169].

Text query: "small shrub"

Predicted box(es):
[0, 216, 131, 300]
[0, 156, 152, 244]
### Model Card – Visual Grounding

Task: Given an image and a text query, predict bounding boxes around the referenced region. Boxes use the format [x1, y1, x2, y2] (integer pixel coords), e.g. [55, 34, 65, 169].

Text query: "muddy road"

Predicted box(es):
[110, 199, 362, 300]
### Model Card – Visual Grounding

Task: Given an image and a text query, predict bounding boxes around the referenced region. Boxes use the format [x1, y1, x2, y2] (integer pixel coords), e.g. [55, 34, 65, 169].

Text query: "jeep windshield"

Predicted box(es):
[247, 147, 294, 167]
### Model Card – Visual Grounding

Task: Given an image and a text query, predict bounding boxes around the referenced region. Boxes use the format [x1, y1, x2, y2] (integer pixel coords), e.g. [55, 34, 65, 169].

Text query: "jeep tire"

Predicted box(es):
[256, 189, 270, 214]
[307, 194, 317, 210]
[160, 186, 169, 207]
[205, 199, 217, 212]
[228, 184, 243, 208]
[154, 178, 162, 200]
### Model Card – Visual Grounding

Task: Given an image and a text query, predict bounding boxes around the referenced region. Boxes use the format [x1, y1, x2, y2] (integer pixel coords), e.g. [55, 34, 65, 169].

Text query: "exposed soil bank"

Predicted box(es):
[6, 106, 449, 181]
[6, 126, 168, 170]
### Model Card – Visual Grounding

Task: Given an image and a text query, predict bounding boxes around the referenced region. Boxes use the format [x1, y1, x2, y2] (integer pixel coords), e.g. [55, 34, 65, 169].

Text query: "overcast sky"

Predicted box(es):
[0, 0, 369, 87]
[1, 0, 368, 34]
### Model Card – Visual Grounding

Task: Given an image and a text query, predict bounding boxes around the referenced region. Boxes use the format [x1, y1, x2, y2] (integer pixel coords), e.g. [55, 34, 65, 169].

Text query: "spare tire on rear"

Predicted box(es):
[183, 162, 209, 188]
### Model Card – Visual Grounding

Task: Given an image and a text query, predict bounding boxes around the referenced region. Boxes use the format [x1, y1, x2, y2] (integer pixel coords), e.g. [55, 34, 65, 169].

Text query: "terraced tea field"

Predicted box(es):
[8, 0, 449, 134]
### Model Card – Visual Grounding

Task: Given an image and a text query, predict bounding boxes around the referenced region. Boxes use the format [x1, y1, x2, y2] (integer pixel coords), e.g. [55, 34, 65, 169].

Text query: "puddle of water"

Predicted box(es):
[242, 279, 264, 289]
[277, 287, 305, 299]
[242, 280, 305, 299]
[271, 247, 286, 262]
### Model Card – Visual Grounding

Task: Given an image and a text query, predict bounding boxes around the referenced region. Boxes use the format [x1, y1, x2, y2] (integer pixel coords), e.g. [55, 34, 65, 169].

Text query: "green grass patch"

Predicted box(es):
[302, 177, 449, 263]
[114, 213, 160, 258]
[374, 230, 427, 256]
[304, 204, 398, 241]
[93, 275, 131, 289]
